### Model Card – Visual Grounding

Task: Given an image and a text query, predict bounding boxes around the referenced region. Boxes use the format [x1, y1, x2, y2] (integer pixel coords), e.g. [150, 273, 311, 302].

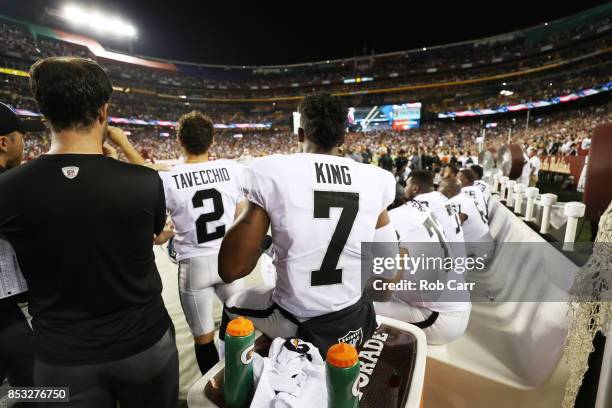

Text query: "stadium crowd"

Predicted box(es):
[0, 13, 610, 101]
[19, 100, 608, 166]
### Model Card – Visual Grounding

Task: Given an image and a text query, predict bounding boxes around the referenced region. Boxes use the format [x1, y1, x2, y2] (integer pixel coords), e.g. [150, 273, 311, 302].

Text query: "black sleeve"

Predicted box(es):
[154, 175, 167, 236]
[0, 180, 18, 234]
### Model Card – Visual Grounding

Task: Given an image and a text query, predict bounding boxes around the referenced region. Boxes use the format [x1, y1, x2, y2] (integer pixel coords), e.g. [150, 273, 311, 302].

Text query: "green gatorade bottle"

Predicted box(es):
[224, 316, 255, 408]
[326, 343, 360, 408]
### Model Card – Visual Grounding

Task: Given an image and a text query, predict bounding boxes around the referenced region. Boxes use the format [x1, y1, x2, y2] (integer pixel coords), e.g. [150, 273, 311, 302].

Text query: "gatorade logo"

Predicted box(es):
[351, 376, 360, 398]
[240, 344, 255, 365]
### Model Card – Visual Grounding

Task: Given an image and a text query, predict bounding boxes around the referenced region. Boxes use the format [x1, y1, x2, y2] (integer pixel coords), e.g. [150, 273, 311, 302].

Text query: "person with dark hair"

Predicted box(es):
[157, 110, 245, 375]
[0, 102, 44, 390]
[470, 164, 492, 203]
[217, 93, 398, 354]
[470, 164, 484, 179]
[377, 193, 472, 344]
[377, 146, 394, 173]
[458, 168, 489, 225]
[394, 149, 408, 173]
[442, 163, 460, 179]
[0, 57, 178, 408]
[440, 176, 494, 261]
[406, 170, 466, 258]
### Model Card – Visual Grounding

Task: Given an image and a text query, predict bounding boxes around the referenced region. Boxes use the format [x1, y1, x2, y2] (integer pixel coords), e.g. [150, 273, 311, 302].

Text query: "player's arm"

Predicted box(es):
[365, 209, 402, 302]
[107, 126, 146, 165]
[219, 201, 271, 283]
[458, 212, 468, 223]
[234, 200, 248, 220]
[153, 217, 174, 245]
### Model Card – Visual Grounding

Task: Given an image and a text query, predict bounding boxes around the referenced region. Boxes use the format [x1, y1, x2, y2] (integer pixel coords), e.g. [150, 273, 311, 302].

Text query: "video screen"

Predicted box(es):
[347, 102, 421, 131]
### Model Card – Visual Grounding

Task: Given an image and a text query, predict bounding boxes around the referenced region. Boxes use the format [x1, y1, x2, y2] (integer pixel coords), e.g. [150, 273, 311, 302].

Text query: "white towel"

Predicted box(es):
[250, 338, 328, 408]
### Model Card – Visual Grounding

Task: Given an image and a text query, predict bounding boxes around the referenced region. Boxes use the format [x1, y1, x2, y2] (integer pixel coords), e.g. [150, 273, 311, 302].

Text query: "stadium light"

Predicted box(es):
[61, 4, 137, 39]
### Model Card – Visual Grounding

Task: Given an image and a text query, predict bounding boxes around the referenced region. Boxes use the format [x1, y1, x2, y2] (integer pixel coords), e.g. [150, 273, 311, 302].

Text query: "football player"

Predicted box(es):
[458, 168, 489, 224]
[158, 111, 245, 374]
[407, 170, 466, 258]
[470, 164, 491, 203]
[375, 200, 471, 344]
[218, 93, 398, 354]
[439, 177, 495, 261]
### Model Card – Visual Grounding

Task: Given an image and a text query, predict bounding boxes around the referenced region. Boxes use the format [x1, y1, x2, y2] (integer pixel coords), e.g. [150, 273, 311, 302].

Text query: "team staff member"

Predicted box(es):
[0, 102, 44, 388]
[0, 57, 177, 408]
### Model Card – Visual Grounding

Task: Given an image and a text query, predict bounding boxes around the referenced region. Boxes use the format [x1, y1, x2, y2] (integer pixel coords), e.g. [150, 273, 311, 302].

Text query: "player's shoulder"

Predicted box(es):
[391, 200, 429, 217]
[390, 200, 430, 226]
[246, 154, 289, 174]
[353, 162, 395, 185]
[212, 158, 244, 173]
[108, 158, 161, 181]
[0, 159, 37, 189]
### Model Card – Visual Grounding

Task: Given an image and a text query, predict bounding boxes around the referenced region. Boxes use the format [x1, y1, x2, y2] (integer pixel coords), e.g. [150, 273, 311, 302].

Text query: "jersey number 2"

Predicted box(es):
[311, 191, 359, 286]
[192, 189, 225, 243]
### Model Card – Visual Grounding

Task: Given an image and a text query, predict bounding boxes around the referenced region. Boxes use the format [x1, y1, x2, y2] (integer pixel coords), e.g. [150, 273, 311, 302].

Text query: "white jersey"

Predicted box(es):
[160, 160, 244, 261]
[389, 200, 448, 247]
[389, 201, 470, 312]
[461, 186, 489, 224]
[243, 153, 396, 319]
[415, 191, 466, 258]
[448, 192, 490, 242]
[473, 180, 491, 202]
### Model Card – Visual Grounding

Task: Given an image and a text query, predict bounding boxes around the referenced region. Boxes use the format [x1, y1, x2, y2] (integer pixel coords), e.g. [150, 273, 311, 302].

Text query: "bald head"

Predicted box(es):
[438, 177, 462, 199]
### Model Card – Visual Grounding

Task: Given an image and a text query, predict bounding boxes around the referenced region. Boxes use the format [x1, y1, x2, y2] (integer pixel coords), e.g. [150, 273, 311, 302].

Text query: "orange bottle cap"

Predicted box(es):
[327, 343, 358, 368]
[226, 316, 254, 337]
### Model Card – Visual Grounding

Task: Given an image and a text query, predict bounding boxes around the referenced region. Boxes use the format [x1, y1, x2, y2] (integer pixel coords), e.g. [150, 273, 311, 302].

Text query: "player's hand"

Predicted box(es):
[153, 229, 175, 245]
[106, 126, 130, 148]
[102, 142, 118, 160]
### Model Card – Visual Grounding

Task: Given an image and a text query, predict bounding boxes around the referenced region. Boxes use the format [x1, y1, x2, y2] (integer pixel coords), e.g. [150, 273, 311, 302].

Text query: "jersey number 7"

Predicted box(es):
[311, 191, 359, 286]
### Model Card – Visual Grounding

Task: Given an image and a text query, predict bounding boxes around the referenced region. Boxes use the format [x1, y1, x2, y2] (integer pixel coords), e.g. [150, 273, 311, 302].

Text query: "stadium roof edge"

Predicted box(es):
[128, 2, 612, 69]
[1, 2, 610, 70]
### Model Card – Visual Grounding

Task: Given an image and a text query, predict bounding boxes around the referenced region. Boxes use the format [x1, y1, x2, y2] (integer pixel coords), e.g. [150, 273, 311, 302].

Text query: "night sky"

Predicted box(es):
[0, 0, 609, 65]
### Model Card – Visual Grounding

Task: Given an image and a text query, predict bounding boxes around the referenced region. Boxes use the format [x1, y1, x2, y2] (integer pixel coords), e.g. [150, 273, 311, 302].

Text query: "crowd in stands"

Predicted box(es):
[0, 13, 610, 98]
[2, 11, 610, 168]
[20, 101, 609, 169]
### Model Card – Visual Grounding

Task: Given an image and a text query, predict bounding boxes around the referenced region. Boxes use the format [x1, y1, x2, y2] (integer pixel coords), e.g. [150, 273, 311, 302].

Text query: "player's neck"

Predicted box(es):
[303, 143, 338, 156]
[419, 188, 434, 196]
[47, 129, 104, 155]
[184, 152, 209, 163]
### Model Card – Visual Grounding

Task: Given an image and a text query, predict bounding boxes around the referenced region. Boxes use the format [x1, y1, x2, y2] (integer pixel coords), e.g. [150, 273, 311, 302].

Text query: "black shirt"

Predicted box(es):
[378, 154, 394, 172]
[0, 154, 171, 365]
[394, 156, 408, 172]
